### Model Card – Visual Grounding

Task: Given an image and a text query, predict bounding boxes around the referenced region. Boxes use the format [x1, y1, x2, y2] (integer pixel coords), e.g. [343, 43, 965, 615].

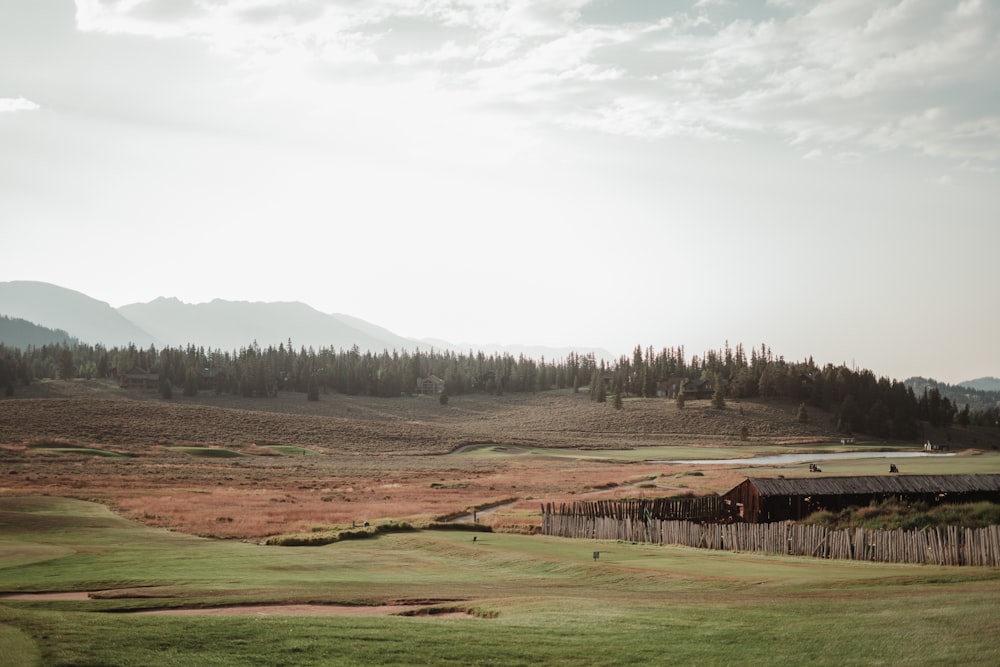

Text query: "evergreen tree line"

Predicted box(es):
[590, 342, 997, 437]
[1, 340, 997, 439]
[0, 341, 600, 400]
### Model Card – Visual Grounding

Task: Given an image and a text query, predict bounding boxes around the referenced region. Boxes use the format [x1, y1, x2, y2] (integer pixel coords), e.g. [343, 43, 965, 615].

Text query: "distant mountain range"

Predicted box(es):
[0, 281, 607, 360]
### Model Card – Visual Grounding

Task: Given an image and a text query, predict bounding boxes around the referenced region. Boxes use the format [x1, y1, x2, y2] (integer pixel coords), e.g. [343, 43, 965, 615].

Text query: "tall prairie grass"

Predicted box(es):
[804, 500, 1000, 531]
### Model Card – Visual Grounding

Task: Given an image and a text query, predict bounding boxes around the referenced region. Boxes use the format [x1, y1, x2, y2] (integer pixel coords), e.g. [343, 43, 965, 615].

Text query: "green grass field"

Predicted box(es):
[2, 496, 999, 666]
[26, 444, 129, 458]
[259, 445, 320, 456]
[165, 447, 247, 458]
[458, 443, 1000, 476]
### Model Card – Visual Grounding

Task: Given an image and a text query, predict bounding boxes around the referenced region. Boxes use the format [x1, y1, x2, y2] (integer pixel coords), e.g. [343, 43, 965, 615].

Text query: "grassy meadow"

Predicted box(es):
[2, 496, 1000, 667]
[3, 384, 1000, 665]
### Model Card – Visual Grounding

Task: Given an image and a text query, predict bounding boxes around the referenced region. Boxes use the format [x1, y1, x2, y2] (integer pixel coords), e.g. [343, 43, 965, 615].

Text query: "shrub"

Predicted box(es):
[424, 522, 493, 532]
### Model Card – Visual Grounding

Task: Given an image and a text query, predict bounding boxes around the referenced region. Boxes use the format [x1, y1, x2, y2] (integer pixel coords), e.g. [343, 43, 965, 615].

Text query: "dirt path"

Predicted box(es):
[446, 498, 518, 524]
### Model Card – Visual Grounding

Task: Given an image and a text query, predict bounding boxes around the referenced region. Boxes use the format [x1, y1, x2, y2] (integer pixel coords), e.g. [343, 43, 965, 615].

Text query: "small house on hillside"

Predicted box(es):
[120, 368, 159, 389]
[657, 377, 714, 399]
[416, 374, 446, 395]
[690, 377, 714, 398]
[199, 367, 224, 390]
[722, 474, 1000, 523]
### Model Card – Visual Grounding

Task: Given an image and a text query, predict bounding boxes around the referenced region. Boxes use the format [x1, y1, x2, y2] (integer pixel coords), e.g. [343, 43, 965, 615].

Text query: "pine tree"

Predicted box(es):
[183, 367, 199, 397]
[58, 348, 75, 381]
[306, 374, 319, 401]
[613, 390, 623, 410]
[796, 402, 809, 423]
[712, 375, 726, 409]
[159, 375, 173, 399]
[675, 384, 685, 409]
[957, 404, 971, 427]
[0, 357, 12, 397]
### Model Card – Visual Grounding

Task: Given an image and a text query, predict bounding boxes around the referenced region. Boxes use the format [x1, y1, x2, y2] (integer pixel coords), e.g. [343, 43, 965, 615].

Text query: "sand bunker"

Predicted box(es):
[0, 591, 92, 601]
[134, 604, 474, 617]
[0, 592, 478, 617]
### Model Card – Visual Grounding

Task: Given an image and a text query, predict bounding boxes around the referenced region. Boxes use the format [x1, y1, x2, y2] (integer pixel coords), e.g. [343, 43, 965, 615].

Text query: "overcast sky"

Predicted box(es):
[1, 0, 998, 384]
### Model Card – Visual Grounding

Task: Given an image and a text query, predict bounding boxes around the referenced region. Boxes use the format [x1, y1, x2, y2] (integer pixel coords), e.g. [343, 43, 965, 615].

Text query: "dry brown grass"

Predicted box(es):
[0, 379, 951, 539]
[0, 379, 840, 452]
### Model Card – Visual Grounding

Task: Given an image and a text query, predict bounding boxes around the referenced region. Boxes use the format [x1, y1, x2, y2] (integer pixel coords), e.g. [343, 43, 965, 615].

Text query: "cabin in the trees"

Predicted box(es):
[690, 377, 714, 398]
[199, 367, 224, 390]
[597, 371, 615, 390]
[416, 374, 446, 394]
[119, 368, 159, 389]
[722, 475, 1000, 523]
[657, 377, 714, 399]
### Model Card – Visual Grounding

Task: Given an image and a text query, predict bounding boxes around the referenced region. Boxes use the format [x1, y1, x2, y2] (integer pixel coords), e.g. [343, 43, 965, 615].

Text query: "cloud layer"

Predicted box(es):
[0, 97, 40, 113]
[71, 0, 1000, 165]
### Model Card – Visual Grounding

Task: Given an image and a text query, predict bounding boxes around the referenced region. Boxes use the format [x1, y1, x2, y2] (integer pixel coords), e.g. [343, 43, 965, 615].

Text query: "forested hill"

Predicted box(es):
[2, 340, 999, 441]
[904, 377, 1000, 414]
[960, 377, 1000, 393]
[0, 316, 76, 349]
[0, 281, 155, 347]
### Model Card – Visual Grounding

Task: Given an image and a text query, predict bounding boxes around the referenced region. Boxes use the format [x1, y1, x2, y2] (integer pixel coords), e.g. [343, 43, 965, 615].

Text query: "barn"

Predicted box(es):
[722, 474, 1000, 523]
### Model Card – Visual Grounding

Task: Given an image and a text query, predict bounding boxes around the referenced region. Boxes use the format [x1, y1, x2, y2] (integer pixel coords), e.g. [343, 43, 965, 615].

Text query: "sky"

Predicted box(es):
[1, 0, 998, 385]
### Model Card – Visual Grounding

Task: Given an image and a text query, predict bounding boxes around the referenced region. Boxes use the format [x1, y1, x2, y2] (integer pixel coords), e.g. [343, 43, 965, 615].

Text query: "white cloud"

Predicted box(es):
[68, 0, 1000, 166]
[955, 0, 982, 18]
[865, 109, 1000, 162]
[0, 97, 40, 112]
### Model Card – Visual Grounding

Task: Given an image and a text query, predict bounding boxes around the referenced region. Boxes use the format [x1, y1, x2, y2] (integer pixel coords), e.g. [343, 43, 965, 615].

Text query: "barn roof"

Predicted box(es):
[743, 474, 1000, 497]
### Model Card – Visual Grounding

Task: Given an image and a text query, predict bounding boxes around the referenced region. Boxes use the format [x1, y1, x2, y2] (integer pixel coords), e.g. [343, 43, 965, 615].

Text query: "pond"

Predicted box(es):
[651, 451, 955, 466]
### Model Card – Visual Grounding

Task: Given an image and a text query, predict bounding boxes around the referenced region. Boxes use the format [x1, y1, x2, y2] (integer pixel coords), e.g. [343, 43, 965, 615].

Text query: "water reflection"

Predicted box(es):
[652, 451, 955, 465]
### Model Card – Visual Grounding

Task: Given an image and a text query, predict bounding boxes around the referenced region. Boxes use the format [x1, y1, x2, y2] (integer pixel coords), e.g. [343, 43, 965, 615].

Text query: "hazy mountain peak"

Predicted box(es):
[0, 281, 156, 347]
[959, 377, 1000, 392]
[117, 297, 409, 352]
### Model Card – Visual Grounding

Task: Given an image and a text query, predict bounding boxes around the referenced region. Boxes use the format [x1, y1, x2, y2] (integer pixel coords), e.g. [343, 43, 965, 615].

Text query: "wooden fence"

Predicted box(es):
[546, 496, 725, 523]
[540, 504, 1000, 567]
